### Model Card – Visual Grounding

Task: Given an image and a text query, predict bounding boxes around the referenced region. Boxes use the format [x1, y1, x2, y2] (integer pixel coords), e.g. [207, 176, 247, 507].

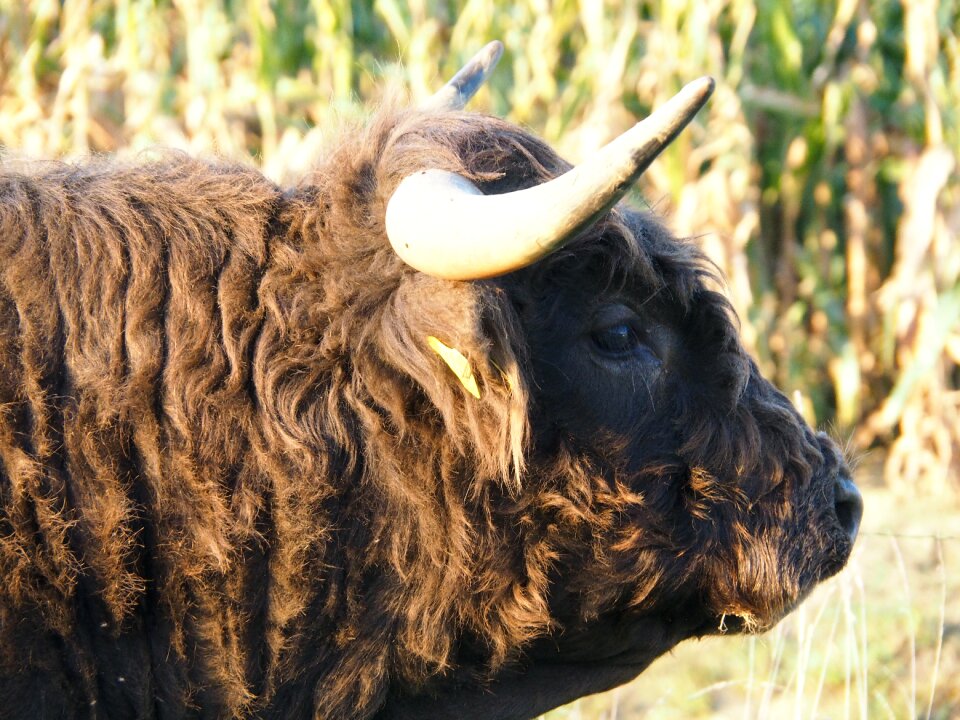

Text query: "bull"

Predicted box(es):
[0, 42, 861, 719]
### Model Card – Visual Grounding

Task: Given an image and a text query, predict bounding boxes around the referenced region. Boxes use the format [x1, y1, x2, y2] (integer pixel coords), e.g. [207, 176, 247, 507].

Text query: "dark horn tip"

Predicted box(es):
[478, 40, 505, 69]
[440, 41, 505, 106]
[692, 76, 717, 103]
[667, 77, 716, 127]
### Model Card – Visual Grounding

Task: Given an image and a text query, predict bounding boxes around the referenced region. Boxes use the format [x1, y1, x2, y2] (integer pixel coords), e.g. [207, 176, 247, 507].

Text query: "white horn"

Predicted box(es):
[387, 76, 716, 280]
[422, 41, 504, 111]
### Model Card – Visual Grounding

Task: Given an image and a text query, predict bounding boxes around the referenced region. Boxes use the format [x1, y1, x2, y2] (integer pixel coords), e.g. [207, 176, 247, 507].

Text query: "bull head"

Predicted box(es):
[374, 44, 863, 718]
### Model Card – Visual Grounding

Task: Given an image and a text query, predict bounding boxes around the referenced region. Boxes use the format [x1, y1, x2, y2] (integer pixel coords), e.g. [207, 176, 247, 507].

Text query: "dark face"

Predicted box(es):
[506, 215, 862, 654]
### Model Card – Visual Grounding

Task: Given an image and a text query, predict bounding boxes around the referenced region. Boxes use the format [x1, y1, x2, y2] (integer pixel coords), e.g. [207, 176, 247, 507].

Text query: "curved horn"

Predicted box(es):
[422, 41, 504, 111]
[387, 76, 716, 280]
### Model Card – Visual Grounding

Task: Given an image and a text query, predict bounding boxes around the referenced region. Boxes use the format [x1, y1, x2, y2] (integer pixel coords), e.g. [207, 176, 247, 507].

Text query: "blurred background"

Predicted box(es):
[0, 0, 957, 717]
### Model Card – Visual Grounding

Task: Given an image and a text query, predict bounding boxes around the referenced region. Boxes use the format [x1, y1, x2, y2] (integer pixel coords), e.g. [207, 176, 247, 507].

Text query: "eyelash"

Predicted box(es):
[592, 323, 641, 355]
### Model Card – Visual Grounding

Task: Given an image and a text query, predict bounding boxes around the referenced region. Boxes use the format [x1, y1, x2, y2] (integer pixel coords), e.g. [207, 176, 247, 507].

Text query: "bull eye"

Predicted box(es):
[592, 322, 658, 363]
[593, 323, 637, 353]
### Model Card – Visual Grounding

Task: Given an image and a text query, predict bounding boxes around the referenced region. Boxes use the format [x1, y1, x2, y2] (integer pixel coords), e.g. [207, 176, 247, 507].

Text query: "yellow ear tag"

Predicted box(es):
[427, 336, 481, 399]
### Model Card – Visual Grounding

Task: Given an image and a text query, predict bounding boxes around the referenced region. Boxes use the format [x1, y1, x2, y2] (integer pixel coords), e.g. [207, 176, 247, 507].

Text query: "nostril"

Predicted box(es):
[834, 475, 863, 542]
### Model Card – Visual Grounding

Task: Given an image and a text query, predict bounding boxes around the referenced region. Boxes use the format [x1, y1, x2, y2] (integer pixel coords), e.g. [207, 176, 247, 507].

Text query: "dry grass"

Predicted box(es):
[1, 1, 958, 717]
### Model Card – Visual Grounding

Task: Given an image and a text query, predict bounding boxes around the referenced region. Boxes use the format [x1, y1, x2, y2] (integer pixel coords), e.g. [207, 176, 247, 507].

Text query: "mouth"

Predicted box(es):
[696, 612, 771, 637]
[696, 552, 836, 638]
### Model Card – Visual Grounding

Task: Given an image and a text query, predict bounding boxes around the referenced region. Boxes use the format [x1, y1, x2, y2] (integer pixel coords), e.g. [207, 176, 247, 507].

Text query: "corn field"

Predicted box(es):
[0, 3, 957, 479]
[1, 3, 959, 719]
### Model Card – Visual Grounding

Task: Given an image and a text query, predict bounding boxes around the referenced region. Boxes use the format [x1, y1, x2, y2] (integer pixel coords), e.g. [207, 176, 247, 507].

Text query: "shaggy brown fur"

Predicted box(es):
[0, 108, 858, 719]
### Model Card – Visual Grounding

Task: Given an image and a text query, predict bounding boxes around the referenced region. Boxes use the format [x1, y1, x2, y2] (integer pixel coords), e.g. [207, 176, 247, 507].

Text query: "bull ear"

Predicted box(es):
[388, 77, 715, 280]
[421, 41, 504, 111]
[373, 274, 528, 486]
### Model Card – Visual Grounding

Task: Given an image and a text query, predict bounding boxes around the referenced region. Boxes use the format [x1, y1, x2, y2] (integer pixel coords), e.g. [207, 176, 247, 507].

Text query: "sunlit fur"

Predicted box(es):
[0, 109, 854, 719]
